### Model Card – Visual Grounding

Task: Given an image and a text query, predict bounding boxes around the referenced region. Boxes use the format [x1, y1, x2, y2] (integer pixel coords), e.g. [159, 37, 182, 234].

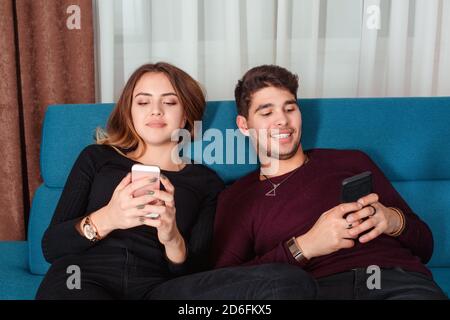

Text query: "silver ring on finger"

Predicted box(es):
[368, 204, 377, 217]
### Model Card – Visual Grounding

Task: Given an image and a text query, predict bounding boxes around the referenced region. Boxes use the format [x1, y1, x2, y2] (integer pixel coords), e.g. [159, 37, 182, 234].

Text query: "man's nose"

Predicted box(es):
[274, 112, 288, 126]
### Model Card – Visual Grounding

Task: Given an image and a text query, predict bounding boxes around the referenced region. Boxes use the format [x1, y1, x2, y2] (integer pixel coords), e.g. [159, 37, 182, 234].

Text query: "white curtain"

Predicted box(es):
[94, 0, 450, 102]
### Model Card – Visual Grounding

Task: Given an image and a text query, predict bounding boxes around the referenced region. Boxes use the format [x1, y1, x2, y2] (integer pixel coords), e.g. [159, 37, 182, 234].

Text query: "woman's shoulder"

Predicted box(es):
[80, 143, 124, 156]
[76, 144, 126, 166]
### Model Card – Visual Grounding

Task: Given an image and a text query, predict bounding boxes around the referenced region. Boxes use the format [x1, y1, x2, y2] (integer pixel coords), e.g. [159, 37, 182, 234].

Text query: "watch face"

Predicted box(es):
[83, 224, 96, 240]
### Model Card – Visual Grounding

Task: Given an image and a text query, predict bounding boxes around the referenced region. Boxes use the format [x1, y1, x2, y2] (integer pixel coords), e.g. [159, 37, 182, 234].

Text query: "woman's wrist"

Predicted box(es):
[163, 233, 187, 264]
[87, 206, 115, 238]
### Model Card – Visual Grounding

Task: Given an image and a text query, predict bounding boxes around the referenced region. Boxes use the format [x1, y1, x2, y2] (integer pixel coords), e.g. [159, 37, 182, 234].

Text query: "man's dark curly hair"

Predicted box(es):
[234, 65, 299, 117]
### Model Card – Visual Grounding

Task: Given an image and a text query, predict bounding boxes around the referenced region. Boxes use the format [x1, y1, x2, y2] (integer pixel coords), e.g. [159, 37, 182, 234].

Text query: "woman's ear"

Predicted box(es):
[236, 115, 250, 136]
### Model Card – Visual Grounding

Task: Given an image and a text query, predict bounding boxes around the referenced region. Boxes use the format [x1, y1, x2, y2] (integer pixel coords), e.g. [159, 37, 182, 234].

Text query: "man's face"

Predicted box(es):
[237, 86, 302, 160]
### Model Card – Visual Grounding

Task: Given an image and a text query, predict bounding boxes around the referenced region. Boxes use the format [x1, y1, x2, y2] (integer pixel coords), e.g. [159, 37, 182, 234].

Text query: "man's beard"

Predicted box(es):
[259, 136, 301, 160]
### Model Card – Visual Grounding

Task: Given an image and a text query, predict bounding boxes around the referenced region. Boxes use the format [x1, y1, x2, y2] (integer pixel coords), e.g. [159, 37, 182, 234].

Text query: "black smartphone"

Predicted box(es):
[341, 171, 373, 203]
[341, 171, 373, 238]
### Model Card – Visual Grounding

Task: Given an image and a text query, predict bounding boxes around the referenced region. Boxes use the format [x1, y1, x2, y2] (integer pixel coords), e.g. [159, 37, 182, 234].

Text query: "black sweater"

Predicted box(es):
[42, 144, 225, 277]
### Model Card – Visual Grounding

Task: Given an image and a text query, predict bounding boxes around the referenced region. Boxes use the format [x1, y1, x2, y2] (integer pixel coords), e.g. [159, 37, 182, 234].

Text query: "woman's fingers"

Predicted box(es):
[115, 173, 131, 192]
[135, 204, 166, 215]
[160, 174, 175, 194]
[123, 176, 157, 197]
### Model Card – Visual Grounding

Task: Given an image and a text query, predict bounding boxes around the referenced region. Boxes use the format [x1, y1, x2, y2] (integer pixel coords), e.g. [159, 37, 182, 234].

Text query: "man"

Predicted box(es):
[212, 65, 447, 299]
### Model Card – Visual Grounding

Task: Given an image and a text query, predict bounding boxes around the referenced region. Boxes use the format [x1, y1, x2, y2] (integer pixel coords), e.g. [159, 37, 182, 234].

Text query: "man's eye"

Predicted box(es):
[261, 112, 272, 117]
[286, 108, 295, 112]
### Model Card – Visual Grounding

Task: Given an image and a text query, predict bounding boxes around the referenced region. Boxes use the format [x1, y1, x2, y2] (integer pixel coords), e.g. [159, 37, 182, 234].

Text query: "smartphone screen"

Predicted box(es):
[341, 171, 373, 203]
[341, 171, 373, 237]
[131, 164, 160, 198]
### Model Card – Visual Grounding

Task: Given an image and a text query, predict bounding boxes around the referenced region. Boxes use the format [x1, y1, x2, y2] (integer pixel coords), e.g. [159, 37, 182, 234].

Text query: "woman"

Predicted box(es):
[36, 62, 314, 300]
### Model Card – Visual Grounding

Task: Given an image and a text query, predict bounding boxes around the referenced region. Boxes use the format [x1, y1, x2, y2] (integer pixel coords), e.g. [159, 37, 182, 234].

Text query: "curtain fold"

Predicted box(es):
[95, 0, 450, 101]
[0, 0, 95, 240]
[0, 0, 25, 240]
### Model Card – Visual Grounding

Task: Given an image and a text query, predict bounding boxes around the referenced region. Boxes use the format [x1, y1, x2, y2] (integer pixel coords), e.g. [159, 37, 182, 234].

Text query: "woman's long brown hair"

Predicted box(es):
[96, 62, 206, 158]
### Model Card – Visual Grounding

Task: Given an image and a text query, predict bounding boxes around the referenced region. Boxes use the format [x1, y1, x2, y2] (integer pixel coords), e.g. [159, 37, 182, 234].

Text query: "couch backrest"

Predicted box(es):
[29, 97, 450, 274]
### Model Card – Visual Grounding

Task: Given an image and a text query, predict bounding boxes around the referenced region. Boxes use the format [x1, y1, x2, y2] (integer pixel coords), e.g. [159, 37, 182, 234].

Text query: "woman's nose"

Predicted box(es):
[150, 103, 163, 116]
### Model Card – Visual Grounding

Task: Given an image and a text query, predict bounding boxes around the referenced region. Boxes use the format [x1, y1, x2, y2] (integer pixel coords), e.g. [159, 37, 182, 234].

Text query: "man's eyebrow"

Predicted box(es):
[134, 92, 177, 98]
[284, 99, 297, 106]
[254, 100, 297, 113]
[254, 103, 273, 113]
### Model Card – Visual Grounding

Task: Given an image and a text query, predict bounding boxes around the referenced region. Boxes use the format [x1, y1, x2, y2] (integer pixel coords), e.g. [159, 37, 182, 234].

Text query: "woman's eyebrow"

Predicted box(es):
[134, 92, 178, 98]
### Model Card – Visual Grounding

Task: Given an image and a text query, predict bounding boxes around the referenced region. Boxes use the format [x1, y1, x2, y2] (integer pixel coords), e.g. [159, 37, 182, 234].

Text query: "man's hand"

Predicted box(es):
[296, 202, 364, 259]
[344, 193, 403, 243]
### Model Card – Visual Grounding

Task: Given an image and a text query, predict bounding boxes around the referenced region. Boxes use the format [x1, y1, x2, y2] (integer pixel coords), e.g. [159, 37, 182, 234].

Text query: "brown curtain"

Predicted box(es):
[0, 0, 95, 240]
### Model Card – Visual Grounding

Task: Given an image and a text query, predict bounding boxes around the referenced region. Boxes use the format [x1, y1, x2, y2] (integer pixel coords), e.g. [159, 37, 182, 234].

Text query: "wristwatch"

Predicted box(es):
[286, 237, 308, 263]
[82, 215, 101, 242]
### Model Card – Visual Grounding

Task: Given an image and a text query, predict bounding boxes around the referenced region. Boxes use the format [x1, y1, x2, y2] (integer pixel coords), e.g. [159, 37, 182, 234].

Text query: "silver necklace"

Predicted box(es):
[262, 155, 309, 196]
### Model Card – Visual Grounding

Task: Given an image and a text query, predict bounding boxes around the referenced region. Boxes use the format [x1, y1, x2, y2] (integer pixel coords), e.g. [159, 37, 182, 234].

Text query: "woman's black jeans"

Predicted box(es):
[35, 246, 316, 300]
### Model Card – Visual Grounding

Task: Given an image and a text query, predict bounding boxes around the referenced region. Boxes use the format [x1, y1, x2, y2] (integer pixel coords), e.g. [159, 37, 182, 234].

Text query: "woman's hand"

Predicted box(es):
[138, 174, 181, 245]
[139, 174, 187, 263]
[344, 193, 403, 243]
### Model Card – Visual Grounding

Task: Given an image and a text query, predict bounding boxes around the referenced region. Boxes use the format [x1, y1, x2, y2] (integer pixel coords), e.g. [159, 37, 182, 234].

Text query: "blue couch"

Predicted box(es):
[1, 97, 449, 300]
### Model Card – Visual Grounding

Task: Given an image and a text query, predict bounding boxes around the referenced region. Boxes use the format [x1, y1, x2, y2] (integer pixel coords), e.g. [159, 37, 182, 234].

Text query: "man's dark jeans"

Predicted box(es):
[315, 267, 447, 300]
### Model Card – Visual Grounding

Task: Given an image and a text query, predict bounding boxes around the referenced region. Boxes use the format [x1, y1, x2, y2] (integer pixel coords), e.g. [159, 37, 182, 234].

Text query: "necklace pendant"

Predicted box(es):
[265, 184, 280, 197]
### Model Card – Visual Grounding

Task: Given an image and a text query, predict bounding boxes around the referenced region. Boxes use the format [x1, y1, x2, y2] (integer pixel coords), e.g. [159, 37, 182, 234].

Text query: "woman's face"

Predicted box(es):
[131, 72, 186, 147]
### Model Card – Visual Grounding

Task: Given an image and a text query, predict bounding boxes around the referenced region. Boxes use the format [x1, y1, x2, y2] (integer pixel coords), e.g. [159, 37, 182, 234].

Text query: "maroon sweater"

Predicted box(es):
[212, 149, 433, 278]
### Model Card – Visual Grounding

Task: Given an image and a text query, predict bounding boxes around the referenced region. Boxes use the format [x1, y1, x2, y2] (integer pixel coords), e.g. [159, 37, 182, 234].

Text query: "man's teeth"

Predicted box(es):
[271, 133, 291, 139]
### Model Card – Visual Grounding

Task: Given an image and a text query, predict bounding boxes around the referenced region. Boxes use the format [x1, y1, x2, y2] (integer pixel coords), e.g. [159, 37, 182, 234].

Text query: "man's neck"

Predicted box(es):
[259, 147, 307, 178]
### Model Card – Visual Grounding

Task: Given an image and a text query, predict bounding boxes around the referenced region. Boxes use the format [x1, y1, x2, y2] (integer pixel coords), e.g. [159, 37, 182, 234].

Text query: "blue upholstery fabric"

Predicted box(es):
[28, 186, 62, 274]
[2, 97, 449, 299]
[0, 242, 43, 300]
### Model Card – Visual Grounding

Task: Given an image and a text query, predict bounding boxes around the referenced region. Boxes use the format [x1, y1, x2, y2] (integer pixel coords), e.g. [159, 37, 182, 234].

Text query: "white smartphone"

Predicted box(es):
[131, 164, 161, 219]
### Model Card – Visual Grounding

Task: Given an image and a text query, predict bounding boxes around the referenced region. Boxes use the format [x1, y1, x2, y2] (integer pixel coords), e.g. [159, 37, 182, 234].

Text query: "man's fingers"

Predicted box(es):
[335, 202, 363, 218]
[357, 193, 379, 206]
[340, 238, 356, 249]
[346, 205, 376, 223]
[348, 218, 376, 238]
[358, 227, 382, 243]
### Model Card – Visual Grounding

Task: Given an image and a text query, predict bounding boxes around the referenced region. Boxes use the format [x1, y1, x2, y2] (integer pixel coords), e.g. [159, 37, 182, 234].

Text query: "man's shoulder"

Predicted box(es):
[309, 148, 372, 163]
[218, 169, 259, 201]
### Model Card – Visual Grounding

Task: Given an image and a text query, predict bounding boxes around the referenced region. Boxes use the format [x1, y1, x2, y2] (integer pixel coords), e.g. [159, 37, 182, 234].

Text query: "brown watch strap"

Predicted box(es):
[287, 237, 308, 263]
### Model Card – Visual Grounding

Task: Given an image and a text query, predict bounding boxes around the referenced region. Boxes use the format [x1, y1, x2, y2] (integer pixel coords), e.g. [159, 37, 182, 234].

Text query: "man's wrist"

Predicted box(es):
[386, 207, 405, 237]
[289, 235, 311, 261]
